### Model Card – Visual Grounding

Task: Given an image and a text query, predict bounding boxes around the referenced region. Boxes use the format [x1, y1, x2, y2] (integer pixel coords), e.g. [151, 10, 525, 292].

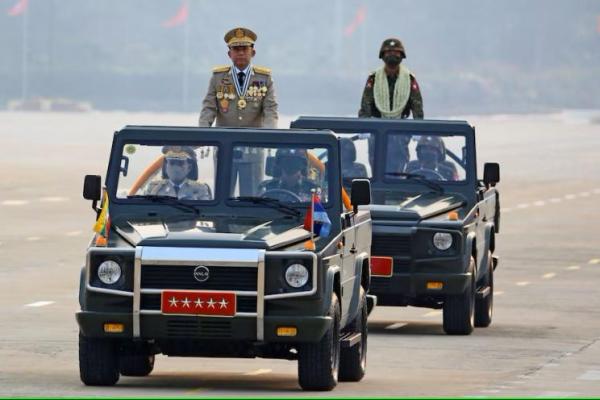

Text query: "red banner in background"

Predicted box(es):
[162, 0, 189, 28]
[7, 0, 28, 16]
[344, 5, 367, 37]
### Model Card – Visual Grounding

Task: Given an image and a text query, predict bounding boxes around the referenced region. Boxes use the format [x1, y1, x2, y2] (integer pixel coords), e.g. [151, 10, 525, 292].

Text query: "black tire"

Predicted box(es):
[443, 257, 475, 335]
[119, 345, 155, 377]
[475, 251, 494, 328]
[298, 293, 341, 391]
[79, 333, 119, 386]
[339, 287, 367, 382]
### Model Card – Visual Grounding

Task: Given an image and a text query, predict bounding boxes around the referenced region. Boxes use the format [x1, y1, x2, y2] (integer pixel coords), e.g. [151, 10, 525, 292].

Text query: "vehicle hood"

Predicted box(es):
[365, 192, 466, 221]
[113, 216, 310, 250]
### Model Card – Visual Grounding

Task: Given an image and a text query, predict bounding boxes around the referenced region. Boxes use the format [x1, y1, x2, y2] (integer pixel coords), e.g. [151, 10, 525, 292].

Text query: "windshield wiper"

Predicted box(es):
[385, 172, 444, 194]
[228, 196, 302, 218]
[127, 195, 201, 215]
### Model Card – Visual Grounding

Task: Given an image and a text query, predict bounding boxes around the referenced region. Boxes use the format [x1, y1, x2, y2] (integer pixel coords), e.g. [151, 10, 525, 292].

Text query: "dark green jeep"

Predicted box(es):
[77, 126, 372, 390]
[292, 117, 500, 335]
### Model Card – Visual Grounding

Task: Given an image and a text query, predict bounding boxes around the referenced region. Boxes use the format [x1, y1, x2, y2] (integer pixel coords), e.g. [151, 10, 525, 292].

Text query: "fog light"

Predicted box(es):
[103, 323, 124, 333]
[277, 326, 297, 337]
[427, 281, 444, 290]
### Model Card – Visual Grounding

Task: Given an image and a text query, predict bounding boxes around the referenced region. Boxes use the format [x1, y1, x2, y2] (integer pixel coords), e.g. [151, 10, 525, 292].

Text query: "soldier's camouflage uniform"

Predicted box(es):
[358, 72, 424, 119]
[144, 179, 212, 201]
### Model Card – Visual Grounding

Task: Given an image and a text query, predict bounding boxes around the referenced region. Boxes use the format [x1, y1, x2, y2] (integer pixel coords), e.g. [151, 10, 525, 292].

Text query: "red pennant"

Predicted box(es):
[7, 0, 28, 16]
[343, 5, 367, 37]
[162, 0, 189, 28]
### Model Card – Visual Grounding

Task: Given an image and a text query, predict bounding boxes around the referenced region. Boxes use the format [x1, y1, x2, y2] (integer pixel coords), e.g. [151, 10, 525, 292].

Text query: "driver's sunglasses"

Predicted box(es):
[165, 159, 188, 167]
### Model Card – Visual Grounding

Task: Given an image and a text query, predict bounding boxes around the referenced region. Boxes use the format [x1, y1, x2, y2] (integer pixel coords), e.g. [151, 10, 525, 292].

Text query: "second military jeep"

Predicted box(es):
[292, 117, 500, 335]
[77, 126, 372, 390]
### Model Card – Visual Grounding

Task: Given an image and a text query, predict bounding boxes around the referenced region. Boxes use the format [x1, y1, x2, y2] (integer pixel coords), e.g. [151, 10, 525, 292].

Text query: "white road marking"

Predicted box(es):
[549, 197, 562, 203]
[564, 194, 576, 200]
[516, 281, 530, 287]
[244, 368, 272, 376]
[501, 207, 512, 213]
[422, 310, 442, 318]
[25, 301, 55, 308]
[589, 259, 600, 265]
[39, 196, 69, 203]
[578, 191, 590, 197]
[385, 322, 407, 330]
[542, 272, 556, 279]
[577, 370, 600, 381]
[495, 290, 505, 296]
[1, 199, 30, 206]
[594, 188, 600, 194]
[26, 236, 41, 241]
[480, 389, 500, 394]
[65, 230, 83, 237]
[566, 265, 580, 271]
[533, 200, 546, 207]
[516, 203, 530, 209]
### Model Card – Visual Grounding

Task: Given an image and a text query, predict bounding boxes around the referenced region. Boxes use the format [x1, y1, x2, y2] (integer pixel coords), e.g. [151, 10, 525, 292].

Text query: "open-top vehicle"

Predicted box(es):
[77, 126, 372, 390]
[291, 117, 500, 335]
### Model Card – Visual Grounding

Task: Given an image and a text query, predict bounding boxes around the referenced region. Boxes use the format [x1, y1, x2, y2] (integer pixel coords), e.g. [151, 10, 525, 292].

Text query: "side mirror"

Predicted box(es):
[483, 163, 500, 187]
[83, 175, 101, 211]
[350, 179, 371, 213]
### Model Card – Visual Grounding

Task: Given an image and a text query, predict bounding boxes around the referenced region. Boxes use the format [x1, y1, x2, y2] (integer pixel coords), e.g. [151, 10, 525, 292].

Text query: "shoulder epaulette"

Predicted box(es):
[212, 65, 230, 73]
[253, 65, 271, 75]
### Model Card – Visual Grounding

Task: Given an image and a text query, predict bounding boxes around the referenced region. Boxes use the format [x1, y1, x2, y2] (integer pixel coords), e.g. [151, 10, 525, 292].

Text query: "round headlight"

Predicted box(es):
[433, 232, 453, 251]
[285, 263, 309, 288]
[97, 260, 122, 285]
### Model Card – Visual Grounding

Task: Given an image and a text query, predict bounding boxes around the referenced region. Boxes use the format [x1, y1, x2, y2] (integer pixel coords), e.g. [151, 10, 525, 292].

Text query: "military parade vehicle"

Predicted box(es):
[291, 117, 500, 335]
[77, 126, 372, 390]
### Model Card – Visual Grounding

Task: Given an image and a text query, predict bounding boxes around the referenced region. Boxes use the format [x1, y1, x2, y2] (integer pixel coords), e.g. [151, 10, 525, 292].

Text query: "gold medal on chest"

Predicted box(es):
[220, 99, 229, 112]
[237, 98, 247, 109]
[216, 92, 224, 99]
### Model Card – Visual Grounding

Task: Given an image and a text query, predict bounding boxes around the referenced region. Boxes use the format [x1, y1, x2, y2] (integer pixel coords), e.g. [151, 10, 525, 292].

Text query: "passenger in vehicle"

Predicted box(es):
[405, 136, 458, 181]
[145, 146, 213, 200]
[340, 138, 368, 178]
[257, 148, 317, 202]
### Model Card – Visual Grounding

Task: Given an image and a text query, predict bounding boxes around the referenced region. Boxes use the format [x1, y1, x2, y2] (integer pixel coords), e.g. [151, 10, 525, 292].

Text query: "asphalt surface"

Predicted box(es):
[1, 110, 600, 397]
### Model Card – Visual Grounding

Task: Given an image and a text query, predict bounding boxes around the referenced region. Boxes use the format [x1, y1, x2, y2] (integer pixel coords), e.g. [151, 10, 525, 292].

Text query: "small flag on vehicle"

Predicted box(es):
[303, 190, 331, 238]
[93, 190, 110, 246]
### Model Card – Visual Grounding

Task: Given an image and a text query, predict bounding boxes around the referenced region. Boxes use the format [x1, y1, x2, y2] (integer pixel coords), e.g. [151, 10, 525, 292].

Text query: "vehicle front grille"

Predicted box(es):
[372, 235, 411, 257]
[141, 293, 256, 313]
[166, 318, 232, 338]
[141, 265, 257, 291]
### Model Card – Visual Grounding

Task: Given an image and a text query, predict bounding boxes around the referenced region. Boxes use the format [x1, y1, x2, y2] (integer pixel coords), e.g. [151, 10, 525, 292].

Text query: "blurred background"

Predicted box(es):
[1, 0, 600, 116]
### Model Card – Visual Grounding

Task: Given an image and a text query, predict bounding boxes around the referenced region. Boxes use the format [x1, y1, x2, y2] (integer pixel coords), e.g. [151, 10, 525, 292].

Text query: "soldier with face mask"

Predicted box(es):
[358, 38, 423, 119]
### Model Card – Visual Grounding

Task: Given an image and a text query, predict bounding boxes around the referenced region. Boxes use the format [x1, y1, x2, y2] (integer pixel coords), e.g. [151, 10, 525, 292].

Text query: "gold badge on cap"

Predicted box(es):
[235, 28, 244, 38]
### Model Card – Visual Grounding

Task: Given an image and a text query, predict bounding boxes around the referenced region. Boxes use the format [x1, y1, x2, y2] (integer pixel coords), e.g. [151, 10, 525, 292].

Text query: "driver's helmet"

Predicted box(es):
[416, 136, 445, 164]
[275, 148, 308, 176]
[161, 145, 198, 180]
[340, 138, 357, 163]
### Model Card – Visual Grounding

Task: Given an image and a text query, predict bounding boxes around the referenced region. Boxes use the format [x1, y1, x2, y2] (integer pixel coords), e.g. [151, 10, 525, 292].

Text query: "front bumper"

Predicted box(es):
[371, 271, 471, 298]
[76, 311, 331, 343]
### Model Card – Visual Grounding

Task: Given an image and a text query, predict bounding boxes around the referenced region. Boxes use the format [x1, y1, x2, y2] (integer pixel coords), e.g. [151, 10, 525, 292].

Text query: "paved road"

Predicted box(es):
[1, 111, 600, 396]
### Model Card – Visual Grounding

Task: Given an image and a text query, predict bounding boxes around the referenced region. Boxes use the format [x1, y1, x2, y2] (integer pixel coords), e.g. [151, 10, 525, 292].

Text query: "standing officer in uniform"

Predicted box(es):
[359, 38, 424, 174]
[199, 27, 278, 195]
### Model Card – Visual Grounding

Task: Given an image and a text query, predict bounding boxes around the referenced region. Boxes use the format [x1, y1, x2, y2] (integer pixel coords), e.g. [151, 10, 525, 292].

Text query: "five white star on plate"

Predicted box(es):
[168, 295, 231, 311]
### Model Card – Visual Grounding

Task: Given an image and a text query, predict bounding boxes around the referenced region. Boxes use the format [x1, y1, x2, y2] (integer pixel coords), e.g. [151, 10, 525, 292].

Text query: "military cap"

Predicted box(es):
[162, 146, 196, 160]
[224, 27, 257, 48]
[379, 38, 406, 59]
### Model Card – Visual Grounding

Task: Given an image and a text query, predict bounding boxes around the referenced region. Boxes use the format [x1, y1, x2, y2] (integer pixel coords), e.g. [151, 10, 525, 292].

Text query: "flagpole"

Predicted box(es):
[182, 1, 190, 111]
[20, 1, 29, 101]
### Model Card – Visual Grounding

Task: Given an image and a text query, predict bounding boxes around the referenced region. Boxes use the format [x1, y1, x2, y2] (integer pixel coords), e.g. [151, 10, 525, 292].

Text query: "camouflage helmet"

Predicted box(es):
[379, 38, 406, 59]
[416, 136, 445, 158]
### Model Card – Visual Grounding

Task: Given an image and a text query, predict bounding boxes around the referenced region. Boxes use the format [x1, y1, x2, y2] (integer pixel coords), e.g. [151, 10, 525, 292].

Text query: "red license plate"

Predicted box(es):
[161, 291, 236, 317]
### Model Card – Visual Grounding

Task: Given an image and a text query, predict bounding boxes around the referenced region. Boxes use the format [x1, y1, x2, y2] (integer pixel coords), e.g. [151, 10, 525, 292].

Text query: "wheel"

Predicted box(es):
[298, 293, 341, 391]
[79, 333, 119, 386]
[475, 251, 494, 327]
[339, 287, 367, 382]
[119, 345, 155, 377]
[443, 257, 475, 335]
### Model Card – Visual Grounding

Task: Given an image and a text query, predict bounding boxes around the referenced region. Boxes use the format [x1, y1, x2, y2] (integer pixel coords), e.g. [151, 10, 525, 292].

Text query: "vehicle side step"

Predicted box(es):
[340, 332, 362, 348]
[492, 255, 499, 270]
[366, 294, 377, 316]
[476, 286, 491, 299]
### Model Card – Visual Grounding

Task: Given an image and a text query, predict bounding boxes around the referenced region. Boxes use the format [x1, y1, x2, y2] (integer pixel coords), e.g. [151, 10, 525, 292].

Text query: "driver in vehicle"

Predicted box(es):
[405, 136, 458, 181]
[144, 146, 213, 200]
[257, 148, 317, 202]
[340, 138, 368, 178]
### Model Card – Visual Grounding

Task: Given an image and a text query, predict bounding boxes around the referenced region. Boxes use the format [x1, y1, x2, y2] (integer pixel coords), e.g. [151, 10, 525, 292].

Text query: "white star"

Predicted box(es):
[181, 297, 191, 308]
[207, 298, 216, 309]
[169, 297, 178, 307]
[390, 41, 395, 45]
[219, 298, 229, 309]
[194, 298, 204, 308]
